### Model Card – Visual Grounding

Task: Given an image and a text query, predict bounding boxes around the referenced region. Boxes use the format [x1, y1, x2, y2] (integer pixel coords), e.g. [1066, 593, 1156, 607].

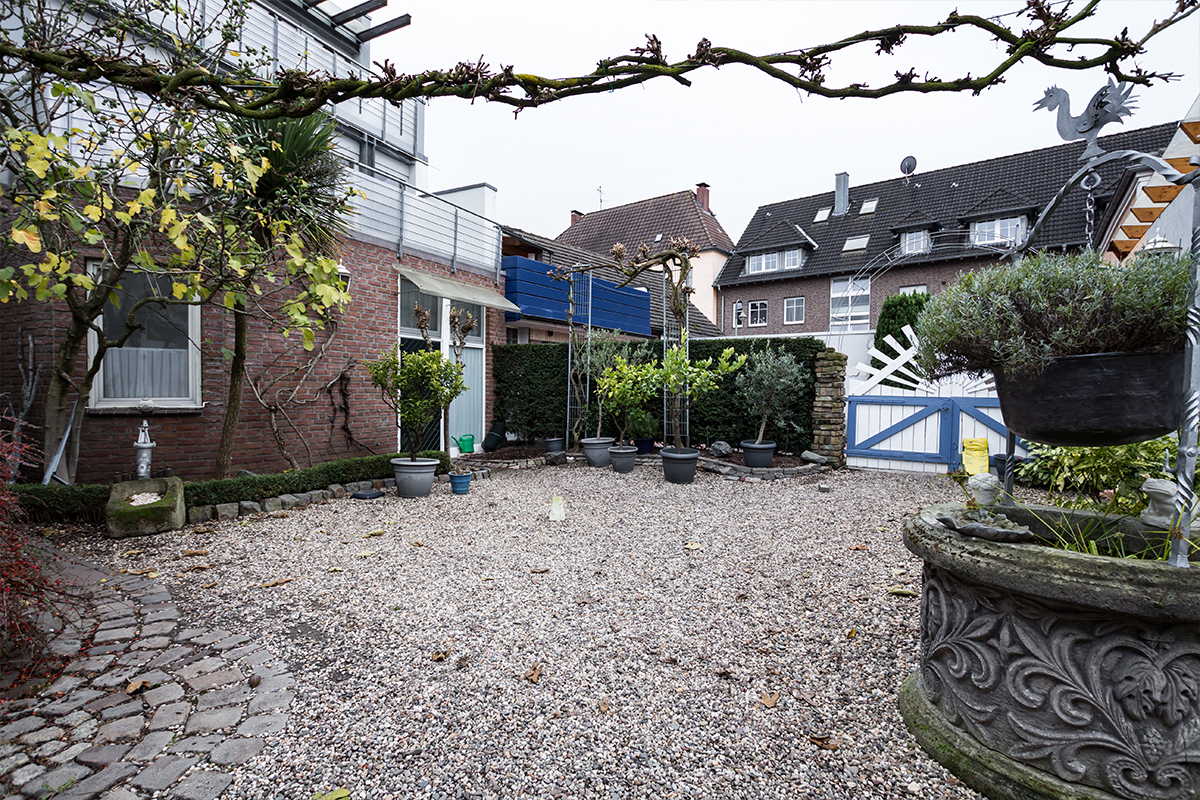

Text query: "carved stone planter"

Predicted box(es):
[900, 503, 1200, 800]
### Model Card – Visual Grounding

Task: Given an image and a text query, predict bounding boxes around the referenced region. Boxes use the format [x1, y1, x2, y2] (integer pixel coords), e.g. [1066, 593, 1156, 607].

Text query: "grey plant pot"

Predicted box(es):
[740, 440, 776, 468]
[660, 447, 699, 484]
[608, 445, 637, 474]
[899, 502, 1200, 800]
[390, 457, 440, 498]
[581, 437, 615, 467]
[544, 437, 565, 453]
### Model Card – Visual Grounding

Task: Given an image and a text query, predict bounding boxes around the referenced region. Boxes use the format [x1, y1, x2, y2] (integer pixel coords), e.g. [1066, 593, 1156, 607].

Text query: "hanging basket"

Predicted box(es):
[994, 350, 1184, 447]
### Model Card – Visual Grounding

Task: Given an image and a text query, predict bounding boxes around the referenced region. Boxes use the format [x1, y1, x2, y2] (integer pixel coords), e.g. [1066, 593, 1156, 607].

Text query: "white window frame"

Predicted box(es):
[748, 300, 768, 327]
[783, 249, 804, 269]
[814, 207, 831, 223]
[971, 216, 1026, 247]
[830, 276, 871, 332]
[784, 297, 805, 325]
[898, 285, 928, 296]
[746, 252, 779, 274]
[900, 229, 931, 255]
[88, 266, 202, 409]
[859, 198, 879, 215]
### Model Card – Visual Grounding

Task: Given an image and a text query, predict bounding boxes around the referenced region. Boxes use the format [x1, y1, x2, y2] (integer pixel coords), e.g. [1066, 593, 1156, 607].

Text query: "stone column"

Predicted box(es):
[811, 348, 847, 467]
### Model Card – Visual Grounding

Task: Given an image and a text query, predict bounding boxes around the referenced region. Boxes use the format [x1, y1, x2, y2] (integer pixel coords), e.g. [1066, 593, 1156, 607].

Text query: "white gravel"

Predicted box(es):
[61, 466, 985, 800]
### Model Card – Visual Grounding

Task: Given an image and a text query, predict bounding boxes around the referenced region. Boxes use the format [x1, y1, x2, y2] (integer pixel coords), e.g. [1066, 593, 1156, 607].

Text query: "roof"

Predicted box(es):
[715, 122, 1178, 288]
[556, 189, 736, 257]
[502, 226, 722, 338]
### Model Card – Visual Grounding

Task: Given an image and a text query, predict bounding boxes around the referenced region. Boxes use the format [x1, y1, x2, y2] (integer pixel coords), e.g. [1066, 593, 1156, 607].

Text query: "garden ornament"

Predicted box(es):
[1140, 477, 1178, 530]
[1033, 79, 1136, 161]
[134, 419, 155, 479]
[966, 473, 1004, 507]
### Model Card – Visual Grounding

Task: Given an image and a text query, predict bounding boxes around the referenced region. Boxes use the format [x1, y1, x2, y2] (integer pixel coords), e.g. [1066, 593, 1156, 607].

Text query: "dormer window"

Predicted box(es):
[900, 229, 931, 255]
[971, 216, 1025, 246]
[859, 199, 878, 215]
[814, 207, 831, 223]
[783, 249, 804, 269]
[745, 248, 807, 276]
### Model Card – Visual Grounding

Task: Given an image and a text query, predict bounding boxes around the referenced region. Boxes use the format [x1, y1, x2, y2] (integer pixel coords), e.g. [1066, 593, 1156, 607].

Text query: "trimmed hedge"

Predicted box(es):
[12, 450, 452, 524]
[492, 343, 571, 441]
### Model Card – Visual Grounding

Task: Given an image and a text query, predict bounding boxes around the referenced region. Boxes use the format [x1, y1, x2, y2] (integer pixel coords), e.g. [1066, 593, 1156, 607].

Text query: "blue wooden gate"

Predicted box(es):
[846, 394, 1012, 470]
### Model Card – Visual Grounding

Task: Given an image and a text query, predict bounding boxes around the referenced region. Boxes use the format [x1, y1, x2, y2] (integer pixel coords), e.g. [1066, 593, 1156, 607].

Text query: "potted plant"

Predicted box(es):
[651, 333, 746, 484]
[734, 346, 811, 468]
[365, 345, 466, 498]
[627, 409, 659, 455]
[449, 467, 472, 495]
[915, 250, 1190, 447]
[597, 356, 657, 474]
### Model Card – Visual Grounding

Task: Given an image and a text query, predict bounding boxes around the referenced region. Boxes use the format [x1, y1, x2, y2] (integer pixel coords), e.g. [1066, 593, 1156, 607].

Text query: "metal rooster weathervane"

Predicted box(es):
[1033, 79, 1137, 160]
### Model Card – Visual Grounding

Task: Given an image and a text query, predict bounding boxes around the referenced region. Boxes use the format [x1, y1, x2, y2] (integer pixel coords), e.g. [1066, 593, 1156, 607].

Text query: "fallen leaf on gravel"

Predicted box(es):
[363, 529, 385, 538]
[328, 567, 344, 573]
[599, 699, 609, 714]
[455, 654, 471, 670]
[846, 628, 858, 639]
[355, 551, 375, 558]
[126, 568, 156, 575]
[887, 586, 919, 597]
[791, 687, 815, 704]
[760, 691, 779, 709]
[182, 549, 209, 557]
[432, 649, 449, 662]
[875, 526, 890, 532]
[848, 545, 868, 551]
[735, 593, 748, 602]
[411, 541, 423, 547]
[531, 567, 549, 574]
[260, 577, 295, 588]
[146, 571, 160, 579]
[183, 564, 213, 572]
[481, 577, 494, 581]
[126, 680, 149, 694]
[313, 788, 350, 800]
[808, 734, 839, 750]
[524, 662, 543, 683]
[200, 581, 217, 589]
[683, 542, 704, 550]
[267, 512, 289, 519]
[119, 550, 142, 557]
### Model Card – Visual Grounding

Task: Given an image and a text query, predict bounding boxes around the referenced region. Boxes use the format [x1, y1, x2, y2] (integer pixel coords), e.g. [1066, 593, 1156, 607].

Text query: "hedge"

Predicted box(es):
[11, 450, 452, 523]
[493, 336, 826, 452]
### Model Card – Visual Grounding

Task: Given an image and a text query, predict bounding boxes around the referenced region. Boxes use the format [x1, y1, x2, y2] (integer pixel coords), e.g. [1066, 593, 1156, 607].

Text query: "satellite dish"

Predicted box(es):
[900, 156, 918, 176]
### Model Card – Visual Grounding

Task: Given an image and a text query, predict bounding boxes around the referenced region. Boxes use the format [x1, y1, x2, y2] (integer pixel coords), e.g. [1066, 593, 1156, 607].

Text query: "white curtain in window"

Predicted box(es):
[102, 347, 190, 399]
[449, 348, 484, 443]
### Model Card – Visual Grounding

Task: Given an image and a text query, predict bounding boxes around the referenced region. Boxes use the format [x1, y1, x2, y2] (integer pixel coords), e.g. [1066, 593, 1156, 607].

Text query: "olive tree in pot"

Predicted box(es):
[579, 330, 628, 467]
[365, 345, 466, 498]
[596, 356, 657, 474]
[734, 347, 811, 468]
[916, 250, 1191, 447]
[653, 334, 745, 484]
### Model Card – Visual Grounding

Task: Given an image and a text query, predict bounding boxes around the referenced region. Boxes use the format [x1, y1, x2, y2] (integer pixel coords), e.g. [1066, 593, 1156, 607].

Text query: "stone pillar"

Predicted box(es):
[811, 348, 847, 467]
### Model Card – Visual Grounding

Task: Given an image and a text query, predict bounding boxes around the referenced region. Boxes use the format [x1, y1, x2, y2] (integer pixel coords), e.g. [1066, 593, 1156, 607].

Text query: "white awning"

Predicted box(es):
[396, 265, 520, 313]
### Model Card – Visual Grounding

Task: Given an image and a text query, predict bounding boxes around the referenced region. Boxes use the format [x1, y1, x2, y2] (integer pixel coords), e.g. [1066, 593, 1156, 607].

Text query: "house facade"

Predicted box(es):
[713, 122, 1179, 369]
[0, 0, 515, 483]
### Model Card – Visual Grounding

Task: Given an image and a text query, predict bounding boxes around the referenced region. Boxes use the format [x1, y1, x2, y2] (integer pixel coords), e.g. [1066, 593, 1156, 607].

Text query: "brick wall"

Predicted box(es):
[0, 240, 507, 484]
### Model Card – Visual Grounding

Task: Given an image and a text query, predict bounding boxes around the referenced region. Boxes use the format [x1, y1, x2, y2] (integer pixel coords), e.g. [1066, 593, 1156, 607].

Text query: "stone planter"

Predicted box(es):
[391, 457, 440, 498]
[900, 502, 1200, 800]
[581, 437, 615, 467]
[608, 445, 637, 474]
[740, 440, 776, 468]
[660, 447, 700, 484]
[105, 477, 186, 538]
[994, 350, 1184, 447]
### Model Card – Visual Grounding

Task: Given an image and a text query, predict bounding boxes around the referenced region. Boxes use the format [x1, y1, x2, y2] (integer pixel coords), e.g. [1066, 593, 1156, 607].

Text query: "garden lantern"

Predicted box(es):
[134, 419, 156, 479]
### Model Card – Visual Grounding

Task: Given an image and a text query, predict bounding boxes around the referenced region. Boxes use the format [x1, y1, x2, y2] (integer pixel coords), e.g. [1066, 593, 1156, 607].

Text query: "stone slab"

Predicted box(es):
[185, 668, 243, 692]
[184, 707, 242, 735]
[57, 761, 138, 798]
[130, 755, 196, 791]
[149, 702, 190, 731]
[248, 691, 293, 714]
[143, 683, 184, 708]
[235, 713, 286, 737]
[195, 684, 252, 711]
[0, 717, 45, 743]
[94, 715, 144, 745]
[167, 735, 223, 754]
[77, 743, 131, 768]
[21, 762, 90, 797]
[124, 730, 173, 762]
[209, 737, 264, 766]
[214, 503, 239, 521]
[169, 770, 233, 800]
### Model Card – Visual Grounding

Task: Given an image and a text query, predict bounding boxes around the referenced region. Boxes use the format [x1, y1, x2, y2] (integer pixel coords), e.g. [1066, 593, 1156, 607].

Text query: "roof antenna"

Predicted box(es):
[900, 156, 917, 186]
[597, 186, 604, 209]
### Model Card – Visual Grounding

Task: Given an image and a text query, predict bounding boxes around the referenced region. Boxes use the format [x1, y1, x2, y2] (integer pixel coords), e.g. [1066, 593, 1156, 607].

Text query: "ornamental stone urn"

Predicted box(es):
[899, 502, 1200, 800]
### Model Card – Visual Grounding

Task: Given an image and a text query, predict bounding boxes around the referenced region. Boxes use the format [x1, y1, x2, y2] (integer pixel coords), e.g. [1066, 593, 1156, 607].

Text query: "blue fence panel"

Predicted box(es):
[502, 256, 651, 336]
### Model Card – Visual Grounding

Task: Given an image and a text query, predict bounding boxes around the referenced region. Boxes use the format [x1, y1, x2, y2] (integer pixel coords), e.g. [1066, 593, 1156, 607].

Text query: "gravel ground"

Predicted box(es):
[58, 467, 986, 800]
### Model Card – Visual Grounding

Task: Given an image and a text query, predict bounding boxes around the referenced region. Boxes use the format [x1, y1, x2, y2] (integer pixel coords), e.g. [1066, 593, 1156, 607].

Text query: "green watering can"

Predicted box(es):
[453, 434, 475, 453]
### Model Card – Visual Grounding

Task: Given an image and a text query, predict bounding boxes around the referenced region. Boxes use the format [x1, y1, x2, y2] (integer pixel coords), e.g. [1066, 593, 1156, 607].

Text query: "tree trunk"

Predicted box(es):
[215, 305, 248, 479]
[42, 316, 93, 484]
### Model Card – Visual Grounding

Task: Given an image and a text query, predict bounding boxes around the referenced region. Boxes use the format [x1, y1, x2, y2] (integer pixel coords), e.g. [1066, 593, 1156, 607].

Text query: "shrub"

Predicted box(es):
[1016, 435, 1177, 516]
[735, 346, 812, 445]
[872, 291, 929, 388]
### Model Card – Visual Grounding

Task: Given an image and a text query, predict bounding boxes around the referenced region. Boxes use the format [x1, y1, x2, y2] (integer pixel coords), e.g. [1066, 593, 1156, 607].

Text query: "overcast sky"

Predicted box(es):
[373, 0, 1199, 245]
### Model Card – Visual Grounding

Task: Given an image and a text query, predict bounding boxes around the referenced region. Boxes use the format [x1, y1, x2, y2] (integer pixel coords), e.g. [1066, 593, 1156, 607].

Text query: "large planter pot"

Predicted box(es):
[740, 440, 776, 468]
[660, 447, 700, 484]
[449, 473, 471, 495]
[899, 502, 1200, 800]
[391, 457, 440, 498]
[633, 438, 655, 455]
[581, 437, 616, 467]
[609, 445, 637, 474]
[994, 350, 1184, 447]
[544, 437, 565, 453]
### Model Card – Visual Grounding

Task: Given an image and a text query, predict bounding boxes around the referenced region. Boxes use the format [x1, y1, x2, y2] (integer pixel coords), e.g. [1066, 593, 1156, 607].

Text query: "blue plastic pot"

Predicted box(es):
[449, 473, 472, 495]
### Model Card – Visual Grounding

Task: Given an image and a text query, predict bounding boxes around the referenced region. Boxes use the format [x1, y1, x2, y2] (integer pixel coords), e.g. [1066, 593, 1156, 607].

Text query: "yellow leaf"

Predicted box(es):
[27, 158, 48, 178]
[126, 160, 141, 174]
[172, 281, 188, 300]
[83, 205, 102, 221]
[12, 227, 41, 253]
[683, 542, 704, 551]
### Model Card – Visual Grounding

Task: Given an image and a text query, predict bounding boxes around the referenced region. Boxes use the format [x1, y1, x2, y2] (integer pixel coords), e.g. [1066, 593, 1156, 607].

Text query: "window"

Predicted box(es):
[451, 301, 484, 342]
[898, 285, 928, 296]
[785, 297, 805, 324]
[399, 278, 440, 333]
[900, 229, 930, 255]
[814, 207, 831, 223]
[783, 249, 805, 269]
[830, 276, 870, 332]
[859, 198, 879, 215]
[972, 216, 1025, 246]
[92, 270, 201, 408]
[746, 252, 778, 274]
[843, 235, 869, 252]
[748, 301, 767, 327]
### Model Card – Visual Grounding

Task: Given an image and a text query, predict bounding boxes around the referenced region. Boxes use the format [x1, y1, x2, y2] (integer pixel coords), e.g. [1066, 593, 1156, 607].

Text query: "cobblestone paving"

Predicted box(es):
[0, 556, 292, 800]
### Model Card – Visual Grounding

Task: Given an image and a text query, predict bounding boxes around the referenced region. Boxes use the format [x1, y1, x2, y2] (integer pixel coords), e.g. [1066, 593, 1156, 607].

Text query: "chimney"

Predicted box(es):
[570, 210, 584, 226]
[833, 172, 849, 216]
[696, 182, 710, 212]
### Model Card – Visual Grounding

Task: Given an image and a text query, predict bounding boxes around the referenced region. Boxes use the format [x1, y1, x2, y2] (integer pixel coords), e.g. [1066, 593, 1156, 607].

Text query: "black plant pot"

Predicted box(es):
[740, 440, 776, 468]
[633, 438, 655, 455]
[994, 350, 1184, 447]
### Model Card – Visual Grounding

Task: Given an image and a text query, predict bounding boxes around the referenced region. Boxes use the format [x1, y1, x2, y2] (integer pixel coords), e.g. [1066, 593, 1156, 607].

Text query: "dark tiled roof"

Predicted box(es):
[501, 226, 722, 338]
[556, 189, 736, 256]
[715, 122, 1177, 288]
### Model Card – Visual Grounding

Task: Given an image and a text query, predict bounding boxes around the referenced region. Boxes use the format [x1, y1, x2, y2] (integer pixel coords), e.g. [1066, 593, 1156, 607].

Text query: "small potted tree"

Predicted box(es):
[365, 345, 466, 498]
[652, 334, 746, 484]
[916, 250, 1190, 447]
[628, 409, 659, 455]
[734, 347, 811, 468]
[596, 356, 657, 474]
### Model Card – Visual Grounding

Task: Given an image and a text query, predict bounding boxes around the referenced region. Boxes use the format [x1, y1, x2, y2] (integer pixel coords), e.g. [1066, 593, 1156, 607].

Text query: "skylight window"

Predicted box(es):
[859, 199, 879, 215]
[843, 235, 869, 252]
[814, 207, 831, 223]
